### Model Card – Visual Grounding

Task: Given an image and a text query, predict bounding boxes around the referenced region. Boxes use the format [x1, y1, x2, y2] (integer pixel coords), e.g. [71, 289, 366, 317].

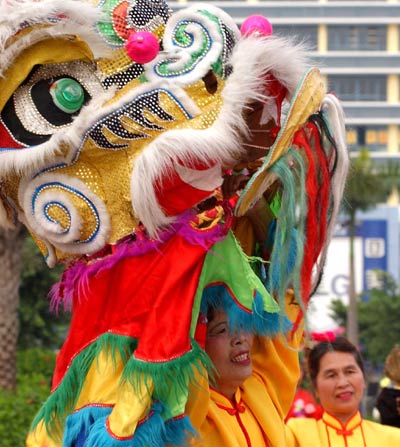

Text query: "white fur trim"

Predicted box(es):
[0, 0, 109, 76]
[174, 161, 223, 191]
[0, 76, 200, 183]
[18, 172, 111, 256]
[66, 81, 201, 159]
[312, 93, 349, 290]
[132, 34, 310, 236]
[43, 240, 57, 268]
[0, 88, 115, 178]
[145, 4, 240, 85]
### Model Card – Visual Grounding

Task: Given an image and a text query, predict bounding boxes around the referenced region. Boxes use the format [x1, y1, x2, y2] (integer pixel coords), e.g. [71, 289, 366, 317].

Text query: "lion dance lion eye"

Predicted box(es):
[0, 60, 104, 146]
[50, 78, 85, 114]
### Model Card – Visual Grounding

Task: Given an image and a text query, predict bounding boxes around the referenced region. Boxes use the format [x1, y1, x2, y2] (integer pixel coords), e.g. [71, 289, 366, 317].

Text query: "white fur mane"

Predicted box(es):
[131, 34, 311, 236]
[0, 0, 109, 77]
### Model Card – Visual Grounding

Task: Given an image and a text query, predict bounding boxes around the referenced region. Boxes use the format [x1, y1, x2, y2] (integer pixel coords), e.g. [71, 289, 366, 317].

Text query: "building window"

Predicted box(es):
[328, 26, 386, 51]
[328, 76, 386, 101]
[274, 25, 318, 50]
[347, 126, 388, 152]
[347, 128, 358, 147]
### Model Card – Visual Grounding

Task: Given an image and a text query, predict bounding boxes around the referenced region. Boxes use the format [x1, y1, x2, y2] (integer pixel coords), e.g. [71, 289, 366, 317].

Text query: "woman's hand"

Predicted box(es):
[242, 101, 277, 162]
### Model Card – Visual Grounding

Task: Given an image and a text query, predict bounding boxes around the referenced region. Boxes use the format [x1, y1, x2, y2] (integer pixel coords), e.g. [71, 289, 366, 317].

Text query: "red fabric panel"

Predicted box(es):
[0, 122, 25, 149]
[155, 161, 218, 216]
[264, 74, 288, 126]
[293, 128, 318, 303]
[52, 233, 210, 388]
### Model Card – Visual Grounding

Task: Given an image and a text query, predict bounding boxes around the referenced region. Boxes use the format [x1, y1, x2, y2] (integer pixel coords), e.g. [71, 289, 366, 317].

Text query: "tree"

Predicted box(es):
[0, 225, 67, 391]
[342, 149, 400, 346]
[0, 348, 56, 447]
[18, 234, 67, 349]
[330, 272, 400, 366]
[0, 226, 24, 390]
[357, 273, 400, 365]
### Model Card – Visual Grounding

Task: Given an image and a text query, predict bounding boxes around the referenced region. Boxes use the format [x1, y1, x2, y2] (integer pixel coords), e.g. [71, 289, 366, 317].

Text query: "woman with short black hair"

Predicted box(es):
[286, 337, 400, 446]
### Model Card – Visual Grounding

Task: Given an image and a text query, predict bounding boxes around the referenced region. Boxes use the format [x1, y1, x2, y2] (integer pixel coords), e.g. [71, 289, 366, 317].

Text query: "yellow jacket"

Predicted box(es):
[286, 411, 400, 447]
[186, 297, 303, 447]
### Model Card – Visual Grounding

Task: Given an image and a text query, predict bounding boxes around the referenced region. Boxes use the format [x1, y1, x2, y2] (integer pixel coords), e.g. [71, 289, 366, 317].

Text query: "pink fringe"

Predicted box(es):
[50, 207, 232, 312]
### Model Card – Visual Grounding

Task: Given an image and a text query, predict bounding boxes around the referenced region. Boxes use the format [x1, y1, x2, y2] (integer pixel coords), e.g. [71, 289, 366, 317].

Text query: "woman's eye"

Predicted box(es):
[208, 323, 228, 337]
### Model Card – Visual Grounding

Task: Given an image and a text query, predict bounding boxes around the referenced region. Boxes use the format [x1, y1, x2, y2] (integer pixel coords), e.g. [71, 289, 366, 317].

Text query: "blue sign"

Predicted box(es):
[360, 219, 387, 295]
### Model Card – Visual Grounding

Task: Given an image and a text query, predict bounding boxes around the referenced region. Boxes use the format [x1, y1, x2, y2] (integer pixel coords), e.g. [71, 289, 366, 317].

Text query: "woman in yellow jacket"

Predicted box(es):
[286, 337, 400, 447]
[186, 291, 303, 447]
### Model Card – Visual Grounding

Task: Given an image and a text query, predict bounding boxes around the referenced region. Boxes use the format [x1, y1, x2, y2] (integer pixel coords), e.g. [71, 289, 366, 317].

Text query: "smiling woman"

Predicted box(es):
[285, 337, 400, 447]
[205, 308, 255, 400]
[185, 290, 303, 447]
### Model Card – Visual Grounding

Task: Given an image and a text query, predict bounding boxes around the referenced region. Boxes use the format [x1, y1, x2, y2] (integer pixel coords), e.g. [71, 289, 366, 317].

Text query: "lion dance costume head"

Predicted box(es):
[0, 1, 349, 446]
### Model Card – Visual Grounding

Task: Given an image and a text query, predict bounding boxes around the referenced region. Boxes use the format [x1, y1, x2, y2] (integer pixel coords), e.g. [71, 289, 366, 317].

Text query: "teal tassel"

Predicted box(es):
[251, 291, 291, 336]
[82, 416, 134, 447]
[201, 284, 253, 333]
[83, 402, 167, 447]
[201, 285, 285, 337]
[163, 414, 197, 447]
[63, 406, 112, 447]
[267, 148, 308, 306]
[63, 402, 201, 447]
[288, 149, 308, 301]
[131, 402, 167, 447]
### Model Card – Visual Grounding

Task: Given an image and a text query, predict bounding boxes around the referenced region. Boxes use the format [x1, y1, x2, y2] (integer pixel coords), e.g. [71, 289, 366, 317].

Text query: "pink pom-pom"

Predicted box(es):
[310, 330, 337, 343]
[240, 15, 273, 37]
[125, 31, 159, 64]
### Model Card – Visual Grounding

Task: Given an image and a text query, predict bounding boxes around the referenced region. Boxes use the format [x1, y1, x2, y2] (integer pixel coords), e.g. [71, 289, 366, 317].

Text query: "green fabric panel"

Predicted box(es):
[190, 230, 279, 336]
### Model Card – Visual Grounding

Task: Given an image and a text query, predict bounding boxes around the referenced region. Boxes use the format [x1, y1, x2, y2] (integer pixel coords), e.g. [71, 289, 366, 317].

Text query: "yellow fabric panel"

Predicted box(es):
[191, 388, 266, 447]
[72, 348, 153, 438]
[27, 350, 152, 445]
[54, 147, 138, 254]
[74, 348, 124, 408]
[185, 368, 210, 431]
[286, 411, 400, 447]
[107, 377, 153, 438]
[250, 290, 303, 418]
[0, 36, 94, 110]
[26, 420, 60, 447]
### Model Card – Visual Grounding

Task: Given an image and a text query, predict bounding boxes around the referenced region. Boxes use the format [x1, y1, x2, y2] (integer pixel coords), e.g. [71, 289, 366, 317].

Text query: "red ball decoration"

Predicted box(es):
[240, 15, 273, 37]
[125, 31, 159, 64]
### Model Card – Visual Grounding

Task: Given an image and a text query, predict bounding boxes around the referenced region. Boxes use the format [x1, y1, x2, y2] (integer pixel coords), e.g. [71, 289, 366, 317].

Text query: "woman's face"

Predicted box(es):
[205, 308, 254, 399]
[315, 351, 366, 424]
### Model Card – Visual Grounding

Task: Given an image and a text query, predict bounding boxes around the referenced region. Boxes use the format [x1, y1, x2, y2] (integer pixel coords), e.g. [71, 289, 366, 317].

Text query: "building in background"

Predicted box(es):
[171, 0, 400, 181]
